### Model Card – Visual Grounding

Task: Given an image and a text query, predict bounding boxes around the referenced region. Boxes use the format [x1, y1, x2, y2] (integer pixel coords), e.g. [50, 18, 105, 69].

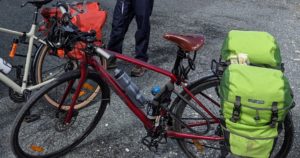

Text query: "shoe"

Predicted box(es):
[107, 59, 117, 69]
[131, 66, 146, 77]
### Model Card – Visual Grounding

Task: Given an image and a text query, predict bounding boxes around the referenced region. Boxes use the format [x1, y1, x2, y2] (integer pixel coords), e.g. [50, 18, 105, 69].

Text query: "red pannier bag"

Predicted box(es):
[40, 1, 107, 41]
[69, 2, 107, 41]
[40, 2, 107, 60]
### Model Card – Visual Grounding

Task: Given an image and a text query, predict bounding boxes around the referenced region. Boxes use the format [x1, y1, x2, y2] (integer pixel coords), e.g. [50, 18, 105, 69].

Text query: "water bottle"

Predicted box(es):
[147, 86, 161, 120]
[114, 68, 147, 108]
[0, 58, 12, 74]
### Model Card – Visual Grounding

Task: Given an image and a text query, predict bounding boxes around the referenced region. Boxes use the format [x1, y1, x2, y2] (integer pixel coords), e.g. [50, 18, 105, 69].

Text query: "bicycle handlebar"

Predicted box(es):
[57, 1, 87, 24]
[56, 1, 72, 25]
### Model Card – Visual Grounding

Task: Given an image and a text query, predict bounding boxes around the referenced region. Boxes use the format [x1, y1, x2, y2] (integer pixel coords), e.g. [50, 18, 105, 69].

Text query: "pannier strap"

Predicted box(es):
[270, 102, 278, 128]
[230, 96, 241, 123]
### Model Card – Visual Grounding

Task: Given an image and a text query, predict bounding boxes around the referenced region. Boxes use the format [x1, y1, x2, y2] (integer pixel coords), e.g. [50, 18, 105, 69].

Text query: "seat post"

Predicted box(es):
[171, 48, 186, 79]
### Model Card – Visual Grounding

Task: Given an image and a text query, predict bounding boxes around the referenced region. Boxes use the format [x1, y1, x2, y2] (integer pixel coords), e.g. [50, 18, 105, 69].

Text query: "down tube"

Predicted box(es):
[90, 59, 154, 130]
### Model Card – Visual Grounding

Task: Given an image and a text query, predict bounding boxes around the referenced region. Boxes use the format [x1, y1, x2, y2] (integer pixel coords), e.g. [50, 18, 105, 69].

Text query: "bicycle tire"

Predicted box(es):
[11, 70, 110, 158]
[171, 76, 294, 158]
[34, 44, 107, 110]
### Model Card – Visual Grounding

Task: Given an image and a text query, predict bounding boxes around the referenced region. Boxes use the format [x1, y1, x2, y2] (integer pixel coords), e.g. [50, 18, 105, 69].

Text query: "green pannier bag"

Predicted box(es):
[221, 30, 282, 69]
[220, 64, 294, 158]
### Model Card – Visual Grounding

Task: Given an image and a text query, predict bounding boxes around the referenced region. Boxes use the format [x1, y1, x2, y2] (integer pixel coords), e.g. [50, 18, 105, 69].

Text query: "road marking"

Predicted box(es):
[295, 50, 300, 54]
[293, 58, 300, 61]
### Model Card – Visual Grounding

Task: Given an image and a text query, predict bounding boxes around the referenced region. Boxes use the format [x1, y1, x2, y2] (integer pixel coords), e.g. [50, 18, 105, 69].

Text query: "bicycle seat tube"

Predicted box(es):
[172, 48, 186, 82]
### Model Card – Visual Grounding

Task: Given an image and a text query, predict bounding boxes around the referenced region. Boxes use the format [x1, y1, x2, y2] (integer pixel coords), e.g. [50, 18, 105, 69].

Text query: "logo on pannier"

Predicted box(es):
[248, 99, 264, 104]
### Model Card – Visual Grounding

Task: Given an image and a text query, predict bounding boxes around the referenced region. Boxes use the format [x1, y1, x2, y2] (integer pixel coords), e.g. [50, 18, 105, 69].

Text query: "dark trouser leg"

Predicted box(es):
[107, 0, 134, 54]
[133, 0, 154, 62]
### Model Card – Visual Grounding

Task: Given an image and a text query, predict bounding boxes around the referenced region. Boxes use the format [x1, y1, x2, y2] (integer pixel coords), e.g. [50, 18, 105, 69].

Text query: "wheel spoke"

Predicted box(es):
[42, 64, 66, 80]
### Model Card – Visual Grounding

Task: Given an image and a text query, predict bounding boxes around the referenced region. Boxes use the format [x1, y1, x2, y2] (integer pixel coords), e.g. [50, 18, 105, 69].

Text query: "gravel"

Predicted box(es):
[0, 0, 299, 157]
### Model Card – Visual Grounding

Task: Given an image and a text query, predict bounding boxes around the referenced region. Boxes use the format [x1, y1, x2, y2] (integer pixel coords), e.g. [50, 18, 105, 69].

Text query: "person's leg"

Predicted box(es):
[107, 0, 135, 54]
[130, 0, 154, 77]
[133, 0, 154, 62]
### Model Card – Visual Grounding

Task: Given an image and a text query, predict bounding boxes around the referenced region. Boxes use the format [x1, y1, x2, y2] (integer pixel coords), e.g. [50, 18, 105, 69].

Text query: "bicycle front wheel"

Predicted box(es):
[172, 76, 294, 158]
[11, 70, 110, 158]
[34, 44, 107, 110]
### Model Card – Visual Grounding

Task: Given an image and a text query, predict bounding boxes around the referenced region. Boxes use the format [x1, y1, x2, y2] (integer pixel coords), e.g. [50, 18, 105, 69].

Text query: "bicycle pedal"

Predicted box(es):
[141, 136, 151, 146]
[141, 136, 158, 152]
[24, 114, 40, 123]
[158, 136, 167, 144]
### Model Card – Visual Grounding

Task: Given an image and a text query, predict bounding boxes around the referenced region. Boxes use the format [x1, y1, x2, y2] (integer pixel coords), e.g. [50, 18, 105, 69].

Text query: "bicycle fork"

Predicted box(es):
[56, 60, 87, 124]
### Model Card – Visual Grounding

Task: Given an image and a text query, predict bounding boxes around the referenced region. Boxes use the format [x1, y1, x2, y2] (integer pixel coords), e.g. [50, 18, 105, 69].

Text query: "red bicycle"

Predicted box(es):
[10, 29, 293, 157]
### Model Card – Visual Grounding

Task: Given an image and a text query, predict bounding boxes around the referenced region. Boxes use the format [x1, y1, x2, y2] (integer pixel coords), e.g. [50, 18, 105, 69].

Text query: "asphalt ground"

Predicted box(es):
[0, 0, 299, 157]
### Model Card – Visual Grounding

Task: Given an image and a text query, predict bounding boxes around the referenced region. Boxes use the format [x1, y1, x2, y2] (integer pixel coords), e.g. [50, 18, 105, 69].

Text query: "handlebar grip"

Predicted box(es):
[94, 47, 115, 61]
[58, 2, 72, 25]
[57, 1, 69, 15]
[59, 6, 67, 14]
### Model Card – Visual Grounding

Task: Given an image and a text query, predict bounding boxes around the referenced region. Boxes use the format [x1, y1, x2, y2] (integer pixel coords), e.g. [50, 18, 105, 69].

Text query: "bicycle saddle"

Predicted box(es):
[23, 0, 53, 8]
[163, 33, 205, 52]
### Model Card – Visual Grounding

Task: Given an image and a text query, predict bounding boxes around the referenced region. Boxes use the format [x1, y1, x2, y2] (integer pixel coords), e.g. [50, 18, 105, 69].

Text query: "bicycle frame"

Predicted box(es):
[0, 24, 54, 94]
[66, 51, 223, 141]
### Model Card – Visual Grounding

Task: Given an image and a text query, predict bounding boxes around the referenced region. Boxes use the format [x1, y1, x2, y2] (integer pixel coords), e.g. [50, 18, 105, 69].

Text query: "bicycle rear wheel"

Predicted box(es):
[34, 44, 107, 110]
[172, 76, 294, 158]
[11, 70, 110, 157]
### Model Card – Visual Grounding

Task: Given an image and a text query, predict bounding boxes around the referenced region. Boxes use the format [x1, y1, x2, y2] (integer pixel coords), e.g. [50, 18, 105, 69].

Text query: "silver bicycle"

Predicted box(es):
[0, 0, 102, 109]
[0, 0, 54, 102]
